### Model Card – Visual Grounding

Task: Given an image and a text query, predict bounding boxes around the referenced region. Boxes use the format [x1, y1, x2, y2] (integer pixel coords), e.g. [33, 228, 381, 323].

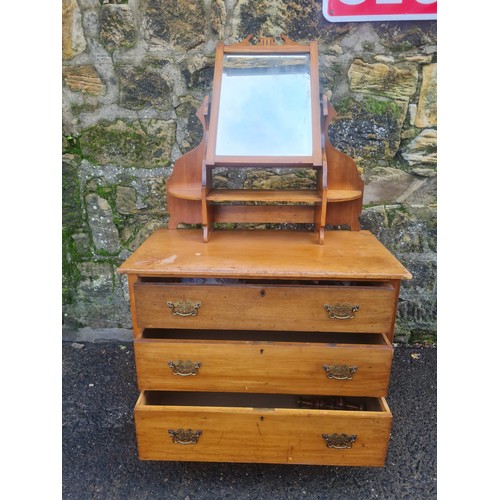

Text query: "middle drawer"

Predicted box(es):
[135, 330, 393, 397]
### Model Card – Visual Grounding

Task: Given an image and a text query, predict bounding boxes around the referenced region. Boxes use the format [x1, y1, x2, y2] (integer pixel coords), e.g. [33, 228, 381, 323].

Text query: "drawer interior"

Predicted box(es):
[137, 276, 393, 289]
[139, 391, 385, 412]
[139, 329, 390, 345]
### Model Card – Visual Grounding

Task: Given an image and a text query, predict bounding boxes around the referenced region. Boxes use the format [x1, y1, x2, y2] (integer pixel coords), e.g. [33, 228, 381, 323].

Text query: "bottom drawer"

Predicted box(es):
[134, 391, 392, 466]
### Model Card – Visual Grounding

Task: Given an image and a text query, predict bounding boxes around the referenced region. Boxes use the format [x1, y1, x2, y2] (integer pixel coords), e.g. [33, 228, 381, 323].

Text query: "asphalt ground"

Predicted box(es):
[62, 343, 437, 499]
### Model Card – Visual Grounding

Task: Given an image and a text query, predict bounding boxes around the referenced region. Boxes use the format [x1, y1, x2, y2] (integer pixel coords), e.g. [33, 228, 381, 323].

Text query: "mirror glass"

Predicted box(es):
[215, 54, 313, 157]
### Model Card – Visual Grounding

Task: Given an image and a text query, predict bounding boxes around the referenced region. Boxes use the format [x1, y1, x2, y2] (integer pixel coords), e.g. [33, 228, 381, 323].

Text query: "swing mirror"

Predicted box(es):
[206, 36, 322, 166]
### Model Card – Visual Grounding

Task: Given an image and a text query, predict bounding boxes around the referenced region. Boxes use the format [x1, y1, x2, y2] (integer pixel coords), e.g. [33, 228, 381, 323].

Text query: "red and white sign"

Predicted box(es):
[323, 0, 437, 23]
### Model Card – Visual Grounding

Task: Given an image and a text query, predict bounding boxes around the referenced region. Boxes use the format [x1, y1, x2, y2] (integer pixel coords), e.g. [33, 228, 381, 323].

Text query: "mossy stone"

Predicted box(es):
[144, 0, 205, 49]
[117, 65, 171, 111]
[99, 4, 137, 52]
[79, 119, 176, 167]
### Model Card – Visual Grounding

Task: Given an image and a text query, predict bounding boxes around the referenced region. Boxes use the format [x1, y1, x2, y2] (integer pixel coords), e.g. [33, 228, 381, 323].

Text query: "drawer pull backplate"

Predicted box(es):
[323, 364, 358, 380]
[168, 360, 202, 376]
[168, 429, 202, 445]
[167, 300, 201, 317]
[322, 433, 357, 449]
[323, 303, 359, 320]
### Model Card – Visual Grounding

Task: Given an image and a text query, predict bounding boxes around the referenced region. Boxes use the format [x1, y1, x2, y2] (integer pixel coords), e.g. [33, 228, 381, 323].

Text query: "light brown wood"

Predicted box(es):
[133, 281, 396, 334]
[327, 189, 363, 202]
[135, 331, 393, 396]
[322, 99, 365, 230]
[309, 41, 322, 167]
[166, 96, 208, 229]
[213, 204, 315, 223]
[134, 391, 392, 465]
[165, 186, 364, 204]
[206, 189, 321, 203]
[117, 229, 412, 281]
[119, 227, 410, 465]
[166, 186, 202, 201]
[127, 274, 141, 339]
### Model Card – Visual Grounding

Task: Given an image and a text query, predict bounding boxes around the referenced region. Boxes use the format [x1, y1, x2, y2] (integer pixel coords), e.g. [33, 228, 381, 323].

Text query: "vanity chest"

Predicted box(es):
[117, 35, 411, 466]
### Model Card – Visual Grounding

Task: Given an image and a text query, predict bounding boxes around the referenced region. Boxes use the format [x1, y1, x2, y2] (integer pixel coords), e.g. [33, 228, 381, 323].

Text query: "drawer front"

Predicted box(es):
[134, 392, 392, 466]
[134, 282, 396, 333]
[135, 335, 393, 396]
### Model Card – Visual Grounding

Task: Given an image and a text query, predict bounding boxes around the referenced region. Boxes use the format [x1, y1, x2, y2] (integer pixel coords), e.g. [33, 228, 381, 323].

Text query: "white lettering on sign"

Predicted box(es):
[323, 0, 437, 22]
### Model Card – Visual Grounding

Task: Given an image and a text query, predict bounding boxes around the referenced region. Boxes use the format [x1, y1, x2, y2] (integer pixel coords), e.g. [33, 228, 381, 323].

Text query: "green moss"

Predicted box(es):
[334, 96, 354, 115]
[92, 183, 126, 234]
[96, 185, 115, 199]
[363, 97, 400, 117]
[95, 248, 120, 258]
[391, 40, 412, 52]
[409, 329, 437, 345]
[80, 125, 146, 165]
[333, 96, 400, 118]
[62, 229, 82, 305]
[79, 119, 174, 167]
[385, 204, 409, 228]
[63, 134, 82, 156]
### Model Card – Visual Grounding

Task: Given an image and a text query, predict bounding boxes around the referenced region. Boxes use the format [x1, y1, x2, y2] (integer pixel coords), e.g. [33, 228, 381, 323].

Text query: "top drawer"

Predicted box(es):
[134, 278, 396, 334]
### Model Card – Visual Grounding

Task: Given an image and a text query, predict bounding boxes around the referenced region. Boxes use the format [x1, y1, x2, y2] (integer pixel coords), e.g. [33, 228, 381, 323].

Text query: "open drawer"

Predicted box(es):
[134, 391, 393, 466]
[135, 330, 393, 397]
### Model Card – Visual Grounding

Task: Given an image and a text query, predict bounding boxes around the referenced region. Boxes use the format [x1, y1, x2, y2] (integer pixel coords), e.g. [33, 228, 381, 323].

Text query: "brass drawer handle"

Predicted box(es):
[168, 360, 202, 376]
[322, 433, 357, 449]
[323, 364, 358, 380]
[168, 429, 202, 445]
[167, 300, 201, 317]
[323, 303, 359, 320]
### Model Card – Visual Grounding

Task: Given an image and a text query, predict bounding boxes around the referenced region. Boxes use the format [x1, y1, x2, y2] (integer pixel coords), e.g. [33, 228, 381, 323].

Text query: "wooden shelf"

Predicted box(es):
[167, 186, 202, 201]
[168, 187, 362, 204]
[327, 190, 363, 202]
[207, 189, 322, 203]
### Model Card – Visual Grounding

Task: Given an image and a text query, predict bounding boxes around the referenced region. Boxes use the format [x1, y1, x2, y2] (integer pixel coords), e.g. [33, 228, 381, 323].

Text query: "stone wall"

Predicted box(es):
[62, 0, 437, 344]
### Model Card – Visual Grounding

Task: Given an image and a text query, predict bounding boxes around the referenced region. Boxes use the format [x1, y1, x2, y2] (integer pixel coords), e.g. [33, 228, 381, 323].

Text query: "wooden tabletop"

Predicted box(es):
[117, 229, 412, 280]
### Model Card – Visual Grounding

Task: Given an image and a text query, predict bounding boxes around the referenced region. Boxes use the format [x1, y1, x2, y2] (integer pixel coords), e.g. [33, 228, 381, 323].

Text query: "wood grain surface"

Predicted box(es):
[118, 229, 412, 280]
[134, 331, 393, 396]
[134, 391, 392, 465]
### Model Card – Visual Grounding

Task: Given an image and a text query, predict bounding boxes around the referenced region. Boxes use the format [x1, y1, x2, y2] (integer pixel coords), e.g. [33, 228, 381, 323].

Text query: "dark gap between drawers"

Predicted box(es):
[140, 391, 384, 412]
[137, 277, 392, 288]
[140, 329, 388, 345]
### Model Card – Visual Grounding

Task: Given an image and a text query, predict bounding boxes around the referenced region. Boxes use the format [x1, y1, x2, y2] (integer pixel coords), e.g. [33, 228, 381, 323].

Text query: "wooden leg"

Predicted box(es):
[167, 217, 178, 230]
[318, 226, 325, 245]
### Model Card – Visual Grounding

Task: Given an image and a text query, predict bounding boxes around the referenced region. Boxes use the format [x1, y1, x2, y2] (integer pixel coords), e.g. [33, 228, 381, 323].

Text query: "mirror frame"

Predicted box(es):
[206, 35, 322, 167]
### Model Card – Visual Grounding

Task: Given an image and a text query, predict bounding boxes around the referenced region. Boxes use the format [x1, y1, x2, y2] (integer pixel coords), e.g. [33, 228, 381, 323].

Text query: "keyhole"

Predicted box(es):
[260, 349, 264, 354]
[260, 416, 264, 421]
[260, 289, 266, 297]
